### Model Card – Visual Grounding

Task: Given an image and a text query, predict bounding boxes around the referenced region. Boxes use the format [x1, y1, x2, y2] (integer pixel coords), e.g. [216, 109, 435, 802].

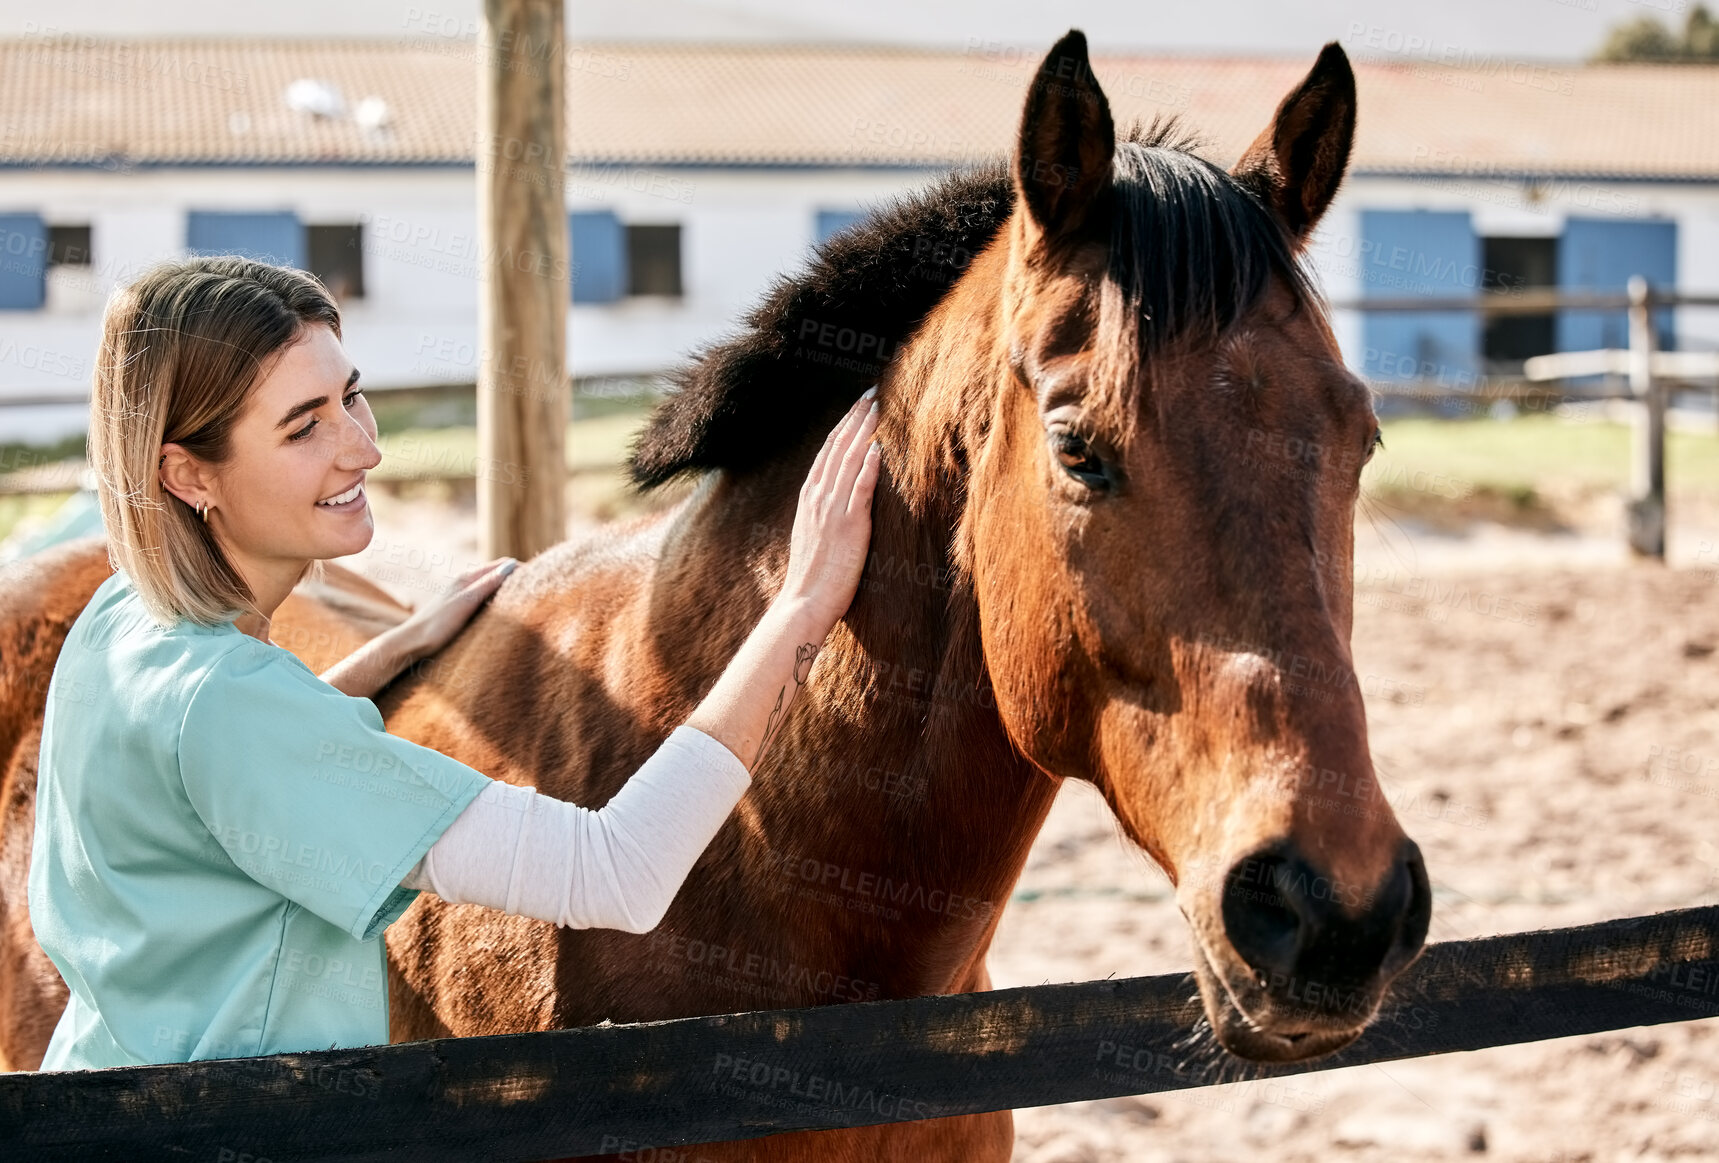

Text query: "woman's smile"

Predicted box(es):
[316, 478, 368, 513]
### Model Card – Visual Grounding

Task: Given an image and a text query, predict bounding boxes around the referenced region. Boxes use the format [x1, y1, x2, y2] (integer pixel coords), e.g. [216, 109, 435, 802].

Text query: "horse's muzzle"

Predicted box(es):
[1217, 837, 1432, 1027]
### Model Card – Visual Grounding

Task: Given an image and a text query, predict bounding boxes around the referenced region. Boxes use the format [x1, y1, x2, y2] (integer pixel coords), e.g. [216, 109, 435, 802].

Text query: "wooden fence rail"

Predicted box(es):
[3, 904, 1717, 1162]
[1326, 290, 1719, 314]
[1333, 283, 1719, 560]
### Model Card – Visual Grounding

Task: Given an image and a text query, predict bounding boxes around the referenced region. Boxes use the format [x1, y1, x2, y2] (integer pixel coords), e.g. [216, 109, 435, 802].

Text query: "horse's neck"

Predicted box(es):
[665, 294, 1058, 991]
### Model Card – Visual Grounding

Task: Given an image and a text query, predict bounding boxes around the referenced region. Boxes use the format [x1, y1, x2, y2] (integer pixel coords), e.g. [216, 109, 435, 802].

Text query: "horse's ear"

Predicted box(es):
[1014, 29, 1115, 245]
[1231, 41, 1356, 248]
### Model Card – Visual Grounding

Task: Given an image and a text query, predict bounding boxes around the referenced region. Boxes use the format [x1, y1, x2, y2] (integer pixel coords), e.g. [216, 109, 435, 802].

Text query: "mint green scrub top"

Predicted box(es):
[28, 567, 492, 1070]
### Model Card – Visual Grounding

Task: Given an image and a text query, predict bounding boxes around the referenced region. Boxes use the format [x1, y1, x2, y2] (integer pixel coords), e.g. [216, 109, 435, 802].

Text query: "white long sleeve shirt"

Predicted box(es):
[400, 725, 752, 933]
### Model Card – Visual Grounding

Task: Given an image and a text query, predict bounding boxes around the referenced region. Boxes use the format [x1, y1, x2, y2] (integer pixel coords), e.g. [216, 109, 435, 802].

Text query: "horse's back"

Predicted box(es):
[0, 538, 113, 1070]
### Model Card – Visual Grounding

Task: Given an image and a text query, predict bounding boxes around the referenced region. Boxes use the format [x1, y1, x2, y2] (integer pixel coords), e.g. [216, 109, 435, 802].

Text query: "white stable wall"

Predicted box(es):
[2, 164, 1715, 444]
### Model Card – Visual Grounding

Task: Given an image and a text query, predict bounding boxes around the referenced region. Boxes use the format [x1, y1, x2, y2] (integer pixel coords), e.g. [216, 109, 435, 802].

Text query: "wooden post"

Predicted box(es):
[1626, 275, 1665, 560]
[476, 0, 567, 560]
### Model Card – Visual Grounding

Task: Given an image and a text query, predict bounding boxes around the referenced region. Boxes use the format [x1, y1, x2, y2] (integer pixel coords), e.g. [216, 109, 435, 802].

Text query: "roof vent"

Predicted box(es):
[284, 78, 346, 119]
[354, 96, 392, 133]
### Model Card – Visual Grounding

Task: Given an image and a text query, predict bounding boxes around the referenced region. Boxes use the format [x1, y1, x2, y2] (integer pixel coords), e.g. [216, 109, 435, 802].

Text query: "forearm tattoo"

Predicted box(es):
[753, 643, 820, 768]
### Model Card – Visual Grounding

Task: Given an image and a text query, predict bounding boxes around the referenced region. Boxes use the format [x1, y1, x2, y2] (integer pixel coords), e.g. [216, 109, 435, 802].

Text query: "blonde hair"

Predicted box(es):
[89, 256, 341, 628]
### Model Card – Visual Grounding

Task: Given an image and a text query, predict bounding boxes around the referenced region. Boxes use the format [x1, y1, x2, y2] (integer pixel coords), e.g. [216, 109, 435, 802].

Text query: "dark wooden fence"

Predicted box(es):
[3, 903, 1717, 1162]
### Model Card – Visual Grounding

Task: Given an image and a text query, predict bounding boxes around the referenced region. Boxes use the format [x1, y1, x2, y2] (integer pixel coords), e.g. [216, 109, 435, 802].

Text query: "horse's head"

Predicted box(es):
[623, 27, 1427, 1064]
[968, 32, 1429, 1062]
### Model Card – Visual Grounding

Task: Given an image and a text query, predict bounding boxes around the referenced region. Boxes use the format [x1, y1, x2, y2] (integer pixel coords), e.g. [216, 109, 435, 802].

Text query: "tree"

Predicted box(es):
[1594, 3, 1719, 62]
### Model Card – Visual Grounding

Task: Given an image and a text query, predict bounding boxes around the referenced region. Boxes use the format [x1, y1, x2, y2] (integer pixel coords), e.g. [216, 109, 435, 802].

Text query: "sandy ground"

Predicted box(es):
[342, 479, 1719, 1163]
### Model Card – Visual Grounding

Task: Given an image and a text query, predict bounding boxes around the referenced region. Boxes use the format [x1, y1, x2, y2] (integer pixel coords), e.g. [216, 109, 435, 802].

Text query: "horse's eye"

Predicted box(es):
[1053, 431, 1110, 492]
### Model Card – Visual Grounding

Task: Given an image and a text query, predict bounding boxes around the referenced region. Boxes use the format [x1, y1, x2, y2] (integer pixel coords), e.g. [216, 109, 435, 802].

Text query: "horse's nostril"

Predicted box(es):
[1384, 840, 1433, 976]
[1220, 851, 1310, 981]
[1220, 841, 1431, 1002]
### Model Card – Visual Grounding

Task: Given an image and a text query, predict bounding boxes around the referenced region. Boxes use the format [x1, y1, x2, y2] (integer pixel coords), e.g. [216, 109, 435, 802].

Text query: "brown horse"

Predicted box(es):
[0, 30, 1428, 1162]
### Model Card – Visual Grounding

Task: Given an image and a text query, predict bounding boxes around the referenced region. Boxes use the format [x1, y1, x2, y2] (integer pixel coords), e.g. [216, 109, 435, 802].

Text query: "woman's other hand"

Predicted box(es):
[318, 557, 516, 699]
[776, 387, 882, 636]
[398, 557, 518, 661]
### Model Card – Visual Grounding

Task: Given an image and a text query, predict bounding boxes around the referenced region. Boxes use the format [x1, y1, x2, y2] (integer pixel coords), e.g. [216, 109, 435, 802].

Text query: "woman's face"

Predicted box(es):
[193, 323, 382, 584]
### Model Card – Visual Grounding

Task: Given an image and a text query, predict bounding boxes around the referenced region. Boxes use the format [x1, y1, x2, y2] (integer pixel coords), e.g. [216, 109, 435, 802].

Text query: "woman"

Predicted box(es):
[27, 256, 881, 1070]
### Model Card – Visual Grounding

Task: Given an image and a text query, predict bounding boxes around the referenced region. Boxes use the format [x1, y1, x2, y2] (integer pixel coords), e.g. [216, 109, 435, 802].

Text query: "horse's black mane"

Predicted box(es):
[622, 158, 1013, 492]
[624, 120, 1310, 492]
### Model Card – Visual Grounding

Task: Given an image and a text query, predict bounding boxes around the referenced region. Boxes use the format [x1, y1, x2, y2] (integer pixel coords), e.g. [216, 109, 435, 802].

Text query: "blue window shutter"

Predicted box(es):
[815, 209, 867, 245]
[570, 211, 624, 303]
[1359, 209, 1480, 382]
[0, 213, 47, 310]
[186, 211, 305, 268]
[1557, 218, 1676, 352]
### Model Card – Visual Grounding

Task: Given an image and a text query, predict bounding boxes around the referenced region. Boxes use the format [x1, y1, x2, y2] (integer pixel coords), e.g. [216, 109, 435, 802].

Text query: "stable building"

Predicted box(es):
[1, 34, 1715, 442]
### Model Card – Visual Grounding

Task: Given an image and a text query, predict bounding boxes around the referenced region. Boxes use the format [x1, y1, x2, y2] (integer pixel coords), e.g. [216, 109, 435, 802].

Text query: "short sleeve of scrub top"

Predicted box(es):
[178, 639, 494, 943]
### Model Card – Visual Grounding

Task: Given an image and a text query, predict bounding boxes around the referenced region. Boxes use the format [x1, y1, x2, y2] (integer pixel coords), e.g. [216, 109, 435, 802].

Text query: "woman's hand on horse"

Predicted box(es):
[397, 557, 519, 661]
[777, 387, 882, 637]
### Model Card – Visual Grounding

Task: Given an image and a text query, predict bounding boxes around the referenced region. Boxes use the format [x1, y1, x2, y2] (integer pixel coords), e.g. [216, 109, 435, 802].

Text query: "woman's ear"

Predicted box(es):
[158, 442, 212, 511]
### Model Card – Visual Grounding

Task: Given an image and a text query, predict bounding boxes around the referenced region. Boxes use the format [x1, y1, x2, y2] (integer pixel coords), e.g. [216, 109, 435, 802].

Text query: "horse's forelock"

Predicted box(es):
[1088, 122, 1319, 441]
